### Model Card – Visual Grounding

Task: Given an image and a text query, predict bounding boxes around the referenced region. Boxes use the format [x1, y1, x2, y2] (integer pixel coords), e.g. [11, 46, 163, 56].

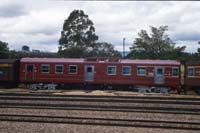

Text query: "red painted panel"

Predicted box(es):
[185, 65, 200, 87]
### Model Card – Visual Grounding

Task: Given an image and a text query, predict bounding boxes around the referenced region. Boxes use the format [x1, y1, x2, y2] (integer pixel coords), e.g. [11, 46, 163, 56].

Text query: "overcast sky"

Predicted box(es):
[0, 0, 200, 53]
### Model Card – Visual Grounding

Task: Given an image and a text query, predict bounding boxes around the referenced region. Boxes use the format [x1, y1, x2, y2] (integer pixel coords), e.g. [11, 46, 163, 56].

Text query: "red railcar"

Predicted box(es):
[20, 57, 181, 91]
[0, 59, 20, 87]
[185, 62, 200, 92]
[20, 58, 85, 84]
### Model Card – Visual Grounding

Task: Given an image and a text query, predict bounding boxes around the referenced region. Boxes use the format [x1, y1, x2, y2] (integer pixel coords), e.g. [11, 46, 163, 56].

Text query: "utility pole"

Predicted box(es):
[123, 37, 125, 58]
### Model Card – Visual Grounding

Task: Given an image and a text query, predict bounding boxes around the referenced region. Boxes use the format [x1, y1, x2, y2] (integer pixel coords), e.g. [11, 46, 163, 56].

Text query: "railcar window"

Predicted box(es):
[137, 67, 146, 76]
[188, 67, 194, 77]
[0, 68, 4, 75]
[107, 66, 117, 75]
[27, 65, 33, 72]
[87, 67, 92, 72]
[55, 65, 63, 74]
[122, 66, 131, 75]
[69, 65, 77, 74]
[41, 64, 50, 73]
[157, 68, 163, 75]
[172, 68, 179, 77]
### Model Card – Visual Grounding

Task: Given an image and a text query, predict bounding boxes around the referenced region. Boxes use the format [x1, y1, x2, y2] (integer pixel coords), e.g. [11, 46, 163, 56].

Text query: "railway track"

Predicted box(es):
[0, 93, 200, 115]
[1, 92, 200, 100]
[1, 106, 199, 115]
[0, 114, 199, 130]
[0, 92, 199, 130]
[0, 102, 199, 113]
[0, 96, 199, 105]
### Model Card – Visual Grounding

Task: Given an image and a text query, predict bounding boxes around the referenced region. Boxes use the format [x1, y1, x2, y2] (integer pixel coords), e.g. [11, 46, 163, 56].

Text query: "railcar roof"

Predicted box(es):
[186, 61, 200, 65]
[121, 59, 180, 65]
[21, 58, 84, 63]
[0, 59, 19, 63]
[21, 58, 180, 65]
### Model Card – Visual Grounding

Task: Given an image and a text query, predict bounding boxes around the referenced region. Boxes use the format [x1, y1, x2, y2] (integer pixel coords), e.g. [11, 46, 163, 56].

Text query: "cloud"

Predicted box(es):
[0, 1, 200, 53]
[172, 31, 200, 42]
[0, 32, 59, 52]
[175, 40, 199, 53]
[0, 1, 28, 18]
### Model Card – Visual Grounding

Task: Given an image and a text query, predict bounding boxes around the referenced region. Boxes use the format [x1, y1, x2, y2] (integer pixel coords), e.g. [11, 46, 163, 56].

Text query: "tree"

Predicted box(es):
[85, 42, 121, 57]
[9, 50, 61, 59]
[129, 26, 179, 59]
[22, 45, 30, 52]
[197, 41, 200, 54]
[58, 10, 98, 57]
[0, 40, 9, 58]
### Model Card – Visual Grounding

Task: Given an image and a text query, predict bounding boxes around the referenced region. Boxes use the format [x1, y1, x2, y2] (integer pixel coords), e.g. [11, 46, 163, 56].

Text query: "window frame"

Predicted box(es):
[137, 66, 146, 76]
[188, 67, 195, 77]
[55, 64, 64, 74]
[69, 65, 77, 74]
[172, 67, 179, 77]
[41, 64, 50, 73]
[107, 66, 117, 75]
[122, 66, 131, 76]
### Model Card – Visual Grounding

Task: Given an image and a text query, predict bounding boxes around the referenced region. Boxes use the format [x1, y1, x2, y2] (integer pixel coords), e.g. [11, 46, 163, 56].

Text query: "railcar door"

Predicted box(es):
[25, 64, 34, 81]
[85, 65, 94, 81]
[154, 67, 165, 84]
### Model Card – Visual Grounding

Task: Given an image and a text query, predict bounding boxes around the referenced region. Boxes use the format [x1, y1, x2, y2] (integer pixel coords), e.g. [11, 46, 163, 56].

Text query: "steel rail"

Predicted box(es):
[0, 114, 199, 130]
[0, 92, 199, 101]
[0, 106, 199, 115]
[0, 96, 199, 105]
[0, 103, 199, 112]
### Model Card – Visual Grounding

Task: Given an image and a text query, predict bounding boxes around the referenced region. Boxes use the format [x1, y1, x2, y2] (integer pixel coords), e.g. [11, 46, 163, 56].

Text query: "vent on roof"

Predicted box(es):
[108, 58, 120, 62]
[85, 58, 121, 62]
[85, 58, 98, 62]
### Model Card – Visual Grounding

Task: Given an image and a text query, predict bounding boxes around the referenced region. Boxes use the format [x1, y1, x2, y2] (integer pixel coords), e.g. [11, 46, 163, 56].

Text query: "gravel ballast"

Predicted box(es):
[0, 121, 199, 133]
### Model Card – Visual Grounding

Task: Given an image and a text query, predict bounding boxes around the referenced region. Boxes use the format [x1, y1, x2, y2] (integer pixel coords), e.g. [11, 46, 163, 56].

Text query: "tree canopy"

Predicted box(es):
[0, 41, 9, 58]
[58, 10, 98, 57]
[128, 26, 186, 59]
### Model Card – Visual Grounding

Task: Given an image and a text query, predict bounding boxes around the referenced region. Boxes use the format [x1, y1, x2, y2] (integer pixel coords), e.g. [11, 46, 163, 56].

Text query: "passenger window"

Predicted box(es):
[0, 68, 4, 75]
[137, 67, 146, 76]
[41, 64, 50, 73]
[188, 68, 194, 77]
[157, 68, 163, 75]
[55, 65, 63, 73]
[69, 65, 77, 74]
[27, 65, 33, 72]
[107, 66, 117, 75]
[87, 67, 92, 73]
[172, 68, 179, 77]
[122, 66, 131, 75]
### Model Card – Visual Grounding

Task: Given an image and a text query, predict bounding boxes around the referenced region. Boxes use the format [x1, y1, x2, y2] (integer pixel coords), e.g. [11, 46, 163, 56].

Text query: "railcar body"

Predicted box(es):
[20, 58, 85, 84]
[0, 59, 20, 87]
[185, 62, 200, 93]
[19, 57, 181, 91]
